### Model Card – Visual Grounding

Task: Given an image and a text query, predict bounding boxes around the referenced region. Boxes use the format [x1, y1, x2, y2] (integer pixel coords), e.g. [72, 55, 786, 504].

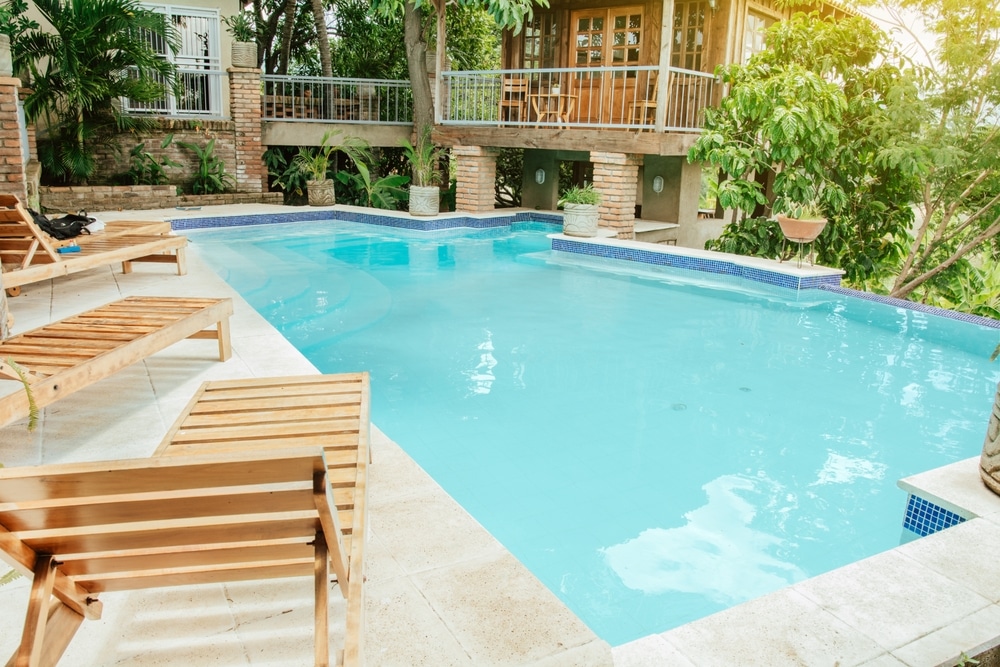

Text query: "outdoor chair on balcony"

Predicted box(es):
[0, 195, 187, 295]
[498, 77, 529, 125]
[629, 75, 659, 129]
[0, 296, 233, 428]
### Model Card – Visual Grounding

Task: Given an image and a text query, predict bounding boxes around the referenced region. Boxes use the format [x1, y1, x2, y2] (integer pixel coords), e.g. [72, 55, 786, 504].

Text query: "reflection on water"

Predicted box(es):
[812, 452, 887, 486]
[601, 474, 807, 605]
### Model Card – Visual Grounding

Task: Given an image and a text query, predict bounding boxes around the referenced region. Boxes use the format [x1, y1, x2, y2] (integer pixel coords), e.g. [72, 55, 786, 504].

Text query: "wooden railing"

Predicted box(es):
[442, 65, 718, 132]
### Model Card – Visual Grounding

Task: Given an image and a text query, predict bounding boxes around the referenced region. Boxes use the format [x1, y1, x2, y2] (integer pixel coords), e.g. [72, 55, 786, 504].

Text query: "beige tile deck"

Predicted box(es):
[1, 204, 997, 666]
[0, 212, 610, 666]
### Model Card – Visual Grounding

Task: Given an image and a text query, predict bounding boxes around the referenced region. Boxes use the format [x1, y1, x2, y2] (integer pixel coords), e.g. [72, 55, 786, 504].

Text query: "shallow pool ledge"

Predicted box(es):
[550, 233, 845, 291]
[613, 459, 1000, 666]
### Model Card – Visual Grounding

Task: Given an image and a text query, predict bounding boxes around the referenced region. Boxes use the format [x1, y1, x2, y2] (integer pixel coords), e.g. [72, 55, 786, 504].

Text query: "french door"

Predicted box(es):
[570, 7, 646, 124]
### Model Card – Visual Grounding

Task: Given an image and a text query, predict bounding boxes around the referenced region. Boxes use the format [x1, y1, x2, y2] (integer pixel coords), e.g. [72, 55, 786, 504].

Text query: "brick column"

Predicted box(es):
[453, 145, 497, 213]
[0, 76, 27, 205]
[591, 151, 641, 239]
[229, 67, 265, 193]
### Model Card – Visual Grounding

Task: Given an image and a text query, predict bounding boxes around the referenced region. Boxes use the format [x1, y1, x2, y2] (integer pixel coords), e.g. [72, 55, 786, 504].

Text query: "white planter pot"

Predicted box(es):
[307, 179, 335, 207]
[562, 203, 599, 237]
[231, 41, 257, 68]
[409, 185, 440, 216]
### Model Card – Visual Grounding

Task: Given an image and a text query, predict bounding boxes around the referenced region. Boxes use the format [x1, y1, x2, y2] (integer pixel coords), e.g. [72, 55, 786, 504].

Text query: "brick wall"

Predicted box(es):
[592, 151, 641, 239]
[88, 119, 237, 189]
[0, 76, 26, 203]
[453, 145, 497, 213]
[230, 66, 265, 193]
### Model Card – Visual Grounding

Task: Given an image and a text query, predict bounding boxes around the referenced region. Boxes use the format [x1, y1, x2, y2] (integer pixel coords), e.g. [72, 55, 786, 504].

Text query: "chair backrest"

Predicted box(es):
[502, 77, 529, 98]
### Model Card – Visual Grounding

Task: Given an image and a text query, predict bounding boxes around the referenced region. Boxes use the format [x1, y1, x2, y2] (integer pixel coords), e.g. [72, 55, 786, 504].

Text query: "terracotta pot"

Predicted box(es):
[776, 214, 827, 243]
[562, 203, 599, 237]
[306, 179, 335, 207]
[409, 185, 440, 216]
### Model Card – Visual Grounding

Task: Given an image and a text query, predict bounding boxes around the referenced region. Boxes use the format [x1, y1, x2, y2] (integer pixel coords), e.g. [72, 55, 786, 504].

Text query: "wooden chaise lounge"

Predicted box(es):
[0, 296, 233, 428]
[0, 195, 187, 293]
[0, 372, 370, 667]
[0, 448, 352, 667]
[154, 372, 371, 667]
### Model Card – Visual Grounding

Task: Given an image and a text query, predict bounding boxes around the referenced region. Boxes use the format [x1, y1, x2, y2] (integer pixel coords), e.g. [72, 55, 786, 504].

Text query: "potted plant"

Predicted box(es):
[401, 129, 445, 216]
[294, 130, 372, 207]
[223, 12, 256, 68]
[775, 200, 827, 243]
[559, 183, 602, 237]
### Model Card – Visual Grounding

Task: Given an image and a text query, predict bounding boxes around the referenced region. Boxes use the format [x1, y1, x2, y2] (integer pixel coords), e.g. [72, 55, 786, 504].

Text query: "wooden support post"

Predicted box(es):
[434, 0, 446, 125]
[656, 0, 676, 132]
[16, 556, 57, 667]
[314, 530, 329, 667]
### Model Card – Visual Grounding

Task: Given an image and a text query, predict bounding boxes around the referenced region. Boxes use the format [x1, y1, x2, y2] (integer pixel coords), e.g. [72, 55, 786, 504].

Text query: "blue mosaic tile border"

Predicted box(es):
[551, 237, 843, 291]
[172, 208, 544, 232]
[820, 285, 1000, 330]
[903, 494, 967, 537]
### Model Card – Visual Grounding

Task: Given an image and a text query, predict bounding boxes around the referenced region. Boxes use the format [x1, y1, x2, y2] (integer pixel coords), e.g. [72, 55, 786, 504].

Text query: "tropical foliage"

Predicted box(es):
[176, 138, 236, 195]
[14, 0, 178, 185]
[694, 2, 1000, 309]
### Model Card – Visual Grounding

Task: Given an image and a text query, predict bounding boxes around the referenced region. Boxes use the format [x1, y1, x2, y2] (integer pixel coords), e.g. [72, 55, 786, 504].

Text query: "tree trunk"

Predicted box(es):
[310, 0, 333, 79]
[404, 1, 434, 137]
[277, 0, 296, 75]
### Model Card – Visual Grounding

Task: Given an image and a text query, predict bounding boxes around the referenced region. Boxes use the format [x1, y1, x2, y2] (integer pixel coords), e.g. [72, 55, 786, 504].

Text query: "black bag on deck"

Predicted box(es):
[28, 210, 92, 241]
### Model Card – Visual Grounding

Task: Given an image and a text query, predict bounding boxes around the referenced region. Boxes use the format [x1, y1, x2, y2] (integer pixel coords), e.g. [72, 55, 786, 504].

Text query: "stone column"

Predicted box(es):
[228, 66, 265, 193]
[591, 151, 641, 239]
[453, 145, 497, 213]
[980, 381, 1000, 495]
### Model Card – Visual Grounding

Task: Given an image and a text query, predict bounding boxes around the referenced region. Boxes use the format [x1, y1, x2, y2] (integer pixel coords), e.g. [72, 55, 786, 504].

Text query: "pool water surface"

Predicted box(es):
[191, 220, 1000, 646]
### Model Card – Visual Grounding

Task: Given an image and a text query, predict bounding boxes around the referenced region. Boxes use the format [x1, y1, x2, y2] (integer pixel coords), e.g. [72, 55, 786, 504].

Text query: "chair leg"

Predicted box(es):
[15, 556, 57, 667]
[216, 317, 232, 362]
[314, 530, 329, 667]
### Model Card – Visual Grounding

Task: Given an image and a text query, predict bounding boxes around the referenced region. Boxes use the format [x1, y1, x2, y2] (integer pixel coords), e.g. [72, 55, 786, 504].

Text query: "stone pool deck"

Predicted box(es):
[0, 203, 997, 666]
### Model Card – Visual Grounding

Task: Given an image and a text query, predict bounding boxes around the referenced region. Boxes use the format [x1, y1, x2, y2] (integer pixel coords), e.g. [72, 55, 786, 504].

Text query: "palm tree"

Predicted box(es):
[15, 0, 179, 184]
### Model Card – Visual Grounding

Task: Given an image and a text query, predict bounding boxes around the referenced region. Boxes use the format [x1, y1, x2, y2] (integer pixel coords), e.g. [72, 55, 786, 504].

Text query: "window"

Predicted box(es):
[743, 11, 775, 63]
[126, 4, 223, 117]
[671, 1, 708, 71]
[523, 13, 557, 69]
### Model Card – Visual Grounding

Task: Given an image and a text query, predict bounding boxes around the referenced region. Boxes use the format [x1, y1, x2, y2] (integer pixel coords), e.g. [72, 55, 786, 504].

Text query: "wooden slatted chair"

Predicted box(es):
[0, 195, 187, 294]
[0, 296, 233, 428]
[0, 448, 350, 667]
[498, 77, 529, 125]
[153, 372, 371, 667]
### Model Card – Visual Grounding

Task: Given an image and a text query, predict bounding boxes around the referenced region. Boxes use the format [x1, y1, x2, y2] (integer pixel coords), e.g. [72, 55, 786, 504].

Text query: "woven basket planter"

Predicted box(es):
[306, 179, 335, 207]
[231, 41, 257, 68]
[409, 185, 440, 217]
[981, 383, 1000, 495]
[562, 203, 599, 237]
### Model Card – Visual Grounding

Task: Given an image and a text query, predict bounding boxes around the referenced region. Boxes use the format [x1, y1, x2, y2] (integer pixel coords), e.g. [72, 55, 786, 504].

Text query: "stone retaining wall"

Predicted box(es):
[39, 184, 282, 213]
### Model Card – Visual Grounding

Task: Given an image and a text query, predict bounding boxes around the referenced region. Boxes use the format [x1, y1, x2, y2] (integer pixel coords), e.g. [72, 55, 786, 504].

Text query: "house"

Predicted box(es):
[433, 0, 852, 247]
[0, 0, 848, 244]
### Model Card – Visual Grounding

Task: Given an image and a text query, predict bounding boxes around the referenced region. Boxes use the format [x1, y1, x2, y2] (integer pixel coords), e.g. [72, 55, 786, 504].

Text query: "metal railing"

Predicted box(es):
[443, 65, 717, 132]
[123, 68, 226, 117]
[261, 75, 413, 124]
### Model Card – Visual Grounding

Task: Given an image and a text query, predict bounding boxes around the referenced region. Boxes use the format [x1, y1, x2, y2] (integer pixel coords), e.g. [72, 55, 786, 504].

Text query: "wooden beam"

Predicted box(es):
[432, 126, 699, 156]
[314, 472, 349, 598]
[656, 0, 676, 133]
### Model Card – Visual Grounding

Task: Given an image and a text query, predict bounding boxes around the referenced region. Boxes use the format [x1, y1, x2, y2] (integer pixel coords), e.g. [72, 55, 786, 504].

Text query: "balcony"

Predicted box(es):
[442, 65, 717, 132]
[261, 75, 413, 124]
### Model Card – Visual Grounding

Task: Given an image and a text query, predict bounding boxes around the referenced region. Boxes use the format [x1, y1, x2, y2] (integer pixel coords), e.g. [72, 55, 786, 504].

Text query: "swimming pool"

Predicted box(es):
[191, 219, 1000, 646]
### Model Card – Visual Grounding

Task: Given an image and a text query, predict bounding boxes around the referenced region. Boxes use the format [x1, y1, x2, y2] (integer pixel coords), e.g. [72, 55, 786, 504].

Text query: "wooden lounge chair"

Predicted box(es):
[0, 296, 233, 428]
[0, 195, 187, 293]
[0, 448, 350, 667]
[154, 372, 371, 667]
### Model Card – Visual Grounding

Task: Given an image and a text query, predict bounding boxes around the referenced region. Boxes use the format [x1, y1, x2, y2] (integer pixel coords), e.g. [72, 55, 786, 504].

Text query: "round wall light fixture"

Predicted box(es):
[535, 168, 546, 185]
[652, 175, 664, 194]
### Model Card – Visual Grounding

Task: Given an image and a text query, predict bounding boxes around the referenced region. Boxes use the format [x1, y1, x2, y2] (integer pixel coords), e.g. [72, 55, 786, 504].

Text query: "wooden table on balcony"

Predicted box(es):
[530, 93, 577, 128]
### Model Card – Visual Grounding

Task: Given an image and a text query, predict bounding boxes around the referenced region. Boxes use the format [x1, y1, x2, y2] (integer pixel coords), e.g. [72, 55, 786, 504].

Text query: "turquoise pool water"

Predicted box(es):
[191, 220, 1000, 646]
